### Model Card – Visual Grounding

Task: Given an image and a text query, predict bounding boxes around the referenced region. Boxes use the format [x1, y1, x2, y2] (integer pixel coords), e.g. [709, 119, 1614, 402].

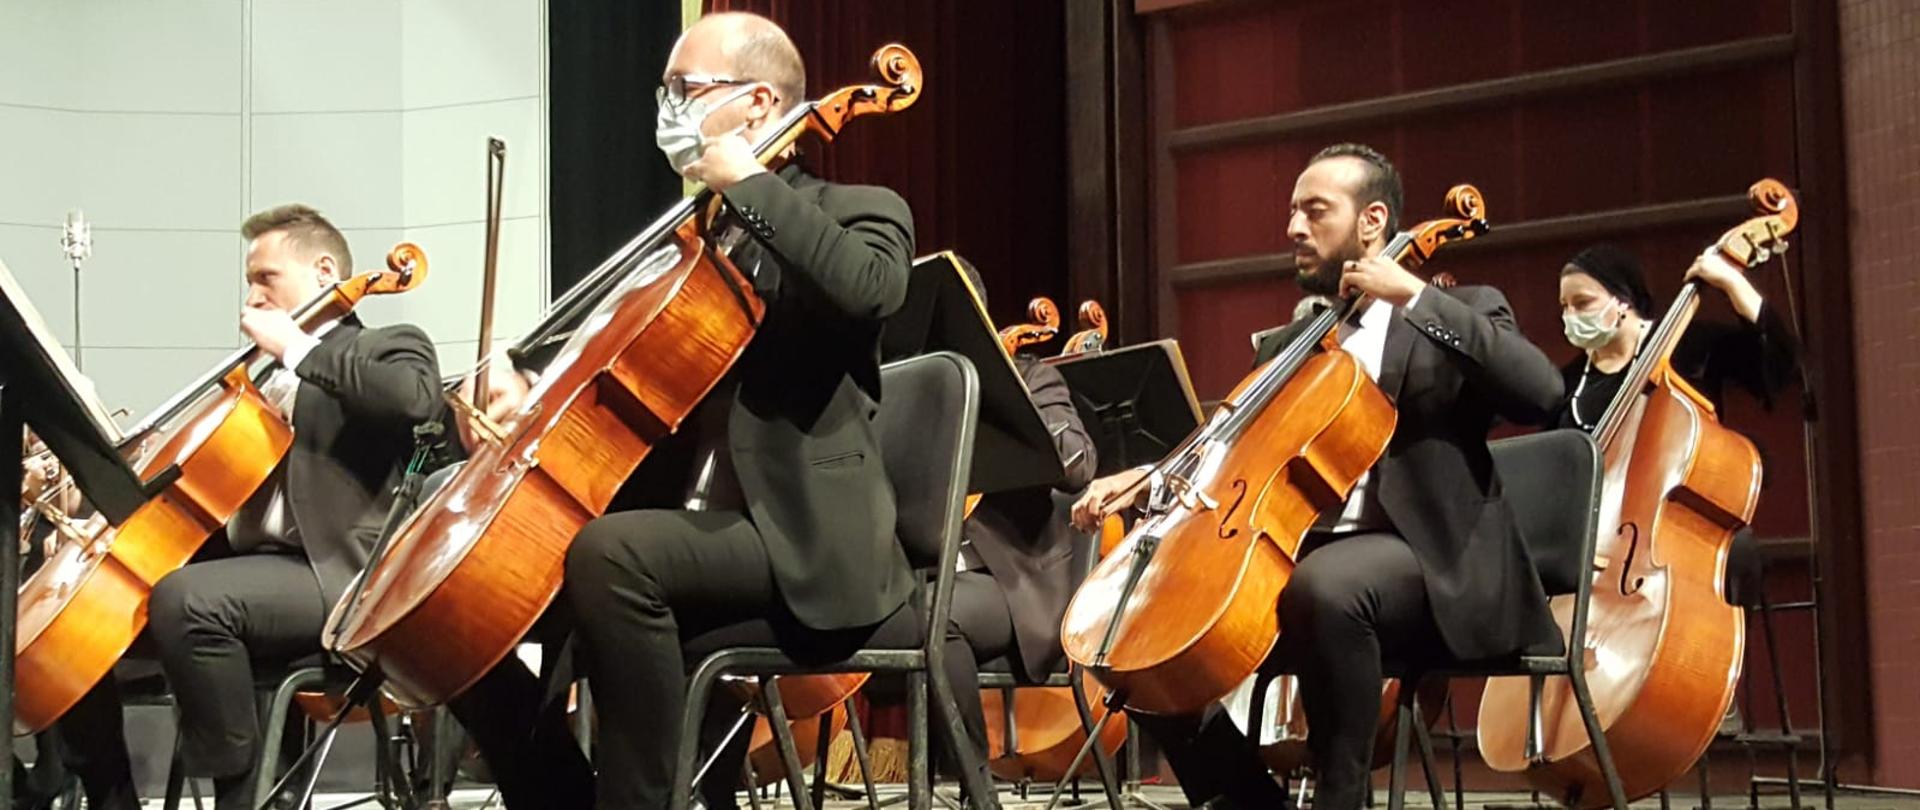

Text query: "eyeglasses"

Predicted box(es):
[657, 74, 751, 113]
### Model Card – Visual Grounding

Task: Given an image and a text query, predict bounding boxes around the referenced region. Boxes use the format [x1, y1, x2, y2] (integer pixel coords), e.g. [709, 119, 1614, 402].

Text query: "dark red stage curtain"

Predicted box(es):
[705, 0, 1071, 331]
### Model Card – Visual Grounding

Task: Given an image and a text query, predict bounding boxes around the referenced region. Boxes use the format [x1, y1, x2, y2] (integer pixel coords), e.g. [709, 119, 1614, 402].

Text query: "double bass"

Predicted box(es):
[1061, 186, 1490, 715]
[1478, 179, 1795, 806]
[325, 46, 924, 709]
[12, 245, 427, 733]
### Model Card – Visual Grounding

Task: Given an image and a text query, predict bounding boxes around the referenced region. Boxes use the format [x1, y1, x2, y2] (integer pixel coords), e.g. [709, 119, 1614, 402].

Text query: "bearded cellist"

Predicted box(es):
[1071, 144, 1567, 809]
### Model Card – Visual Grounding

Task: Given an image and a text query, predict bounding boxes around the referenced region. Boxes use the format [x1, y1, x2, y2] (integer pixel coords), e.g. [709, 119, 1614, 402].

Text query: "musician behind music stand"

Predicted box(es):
[1045, 340, 1205, 475]
[881, 251, 1064, 495]
[0, 257, 169, 808]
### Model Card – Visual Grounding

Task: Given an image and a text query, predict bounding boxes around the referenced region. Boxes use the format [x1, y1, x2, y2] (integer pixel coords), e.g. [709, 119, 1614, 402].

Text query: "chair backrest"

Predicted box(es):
[877, 351, 980, 574]
[1488, 429, 1603, 599]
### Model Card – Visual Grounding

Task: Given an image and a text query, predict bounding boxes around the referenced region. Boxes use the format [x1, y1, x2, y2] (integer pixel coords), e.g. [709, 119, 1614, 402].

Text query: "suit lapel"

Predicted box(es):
[1377, 313, 1417, 401]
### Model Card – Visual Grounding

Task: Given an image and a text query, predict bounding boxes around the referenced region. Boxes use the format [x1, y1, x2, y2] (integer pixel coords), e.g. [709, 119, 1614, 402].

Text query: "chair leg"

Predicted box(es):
[1067, 669, 1124, 809]
[907, 671, 931, 810]
[1755, 587, 1804, 810]
[256, 670, 373, 810]
[924, 664, 997, 810]
[164, 730, 187, 810]
[671, 656, 726, 810]
[1445, 692, 1465, 810]
[1568, 666, 1630, 810]
[1387, 682, 1415, 810]
[763, 679, 818, 810]
[742, 742, 765, 810]
[844, 696, 883, 810]
[811, 704, 836, 809]
[1411, 696, 1448, 810]
[254, 668, 334, 810]
[1700, 752, 1714, 810]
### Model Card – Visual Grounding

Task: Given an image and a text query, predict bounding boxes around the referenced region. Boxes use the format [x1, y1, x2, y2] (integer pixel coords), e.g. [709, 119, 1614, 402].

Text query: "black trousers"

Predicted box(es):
[57, 552, 594, 810]
[564, 508, 943, 810]
[944, 571, 1017, 763]
[1132, 531, 1440, 810]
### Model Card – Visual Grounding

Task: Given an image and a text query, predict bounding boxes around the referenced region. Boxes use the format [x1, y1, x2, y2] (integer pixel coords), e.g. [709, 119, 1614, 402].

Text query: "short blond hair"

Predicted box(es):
[241, 204, 352, 273]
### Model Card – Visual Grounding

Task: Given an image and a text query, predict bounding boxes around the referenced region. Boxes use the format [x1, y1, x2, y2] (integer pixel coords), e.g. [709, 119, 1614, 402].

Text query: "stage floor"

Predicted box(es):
[144, 785, 1919, 810]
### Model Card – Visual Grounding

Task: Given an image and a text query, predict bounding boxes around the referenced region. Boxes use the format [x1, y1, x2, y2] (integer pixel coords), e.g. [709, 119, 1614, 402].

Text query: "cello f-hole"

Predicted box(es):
[1217, 479, 1247, 540]
[1615, 522, 1645, 596]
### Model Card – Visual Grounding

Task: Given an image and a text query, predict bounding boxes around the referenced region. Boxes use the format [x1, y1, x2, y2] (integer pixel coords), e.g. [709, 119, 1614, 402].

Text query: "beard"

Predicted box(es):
[1294, 230, 1365, 297]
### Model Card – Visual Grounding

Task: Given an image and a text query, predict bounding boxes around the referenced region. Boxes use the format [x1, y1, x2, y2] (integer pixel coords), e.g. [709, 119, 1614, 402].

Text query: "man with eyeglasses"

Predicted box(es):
[457, 11, 920, 810]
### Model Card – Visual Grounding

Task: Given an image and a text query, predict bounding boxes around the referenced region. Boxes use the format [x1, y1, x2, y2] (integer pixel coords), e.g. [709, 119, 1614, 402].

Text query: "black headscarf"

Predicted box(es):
[1564, 243, 1656, 317]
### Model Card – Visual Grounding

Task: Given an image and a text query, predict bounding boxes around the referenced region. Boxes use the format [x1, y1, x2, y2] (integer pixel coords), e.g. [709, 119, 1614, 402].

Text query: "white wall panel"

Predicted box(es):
[400, 97, 543, 227]
[249, 0, 402, 114]
[248, 111, 403, 229]
[400, 0, 543, 109]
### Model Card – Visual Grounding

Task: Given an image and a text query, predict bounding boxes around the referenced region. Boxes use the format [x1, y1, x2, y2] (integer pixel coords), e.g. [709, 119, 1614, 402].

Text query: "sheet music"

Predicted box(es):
[0, 255, 124, 444]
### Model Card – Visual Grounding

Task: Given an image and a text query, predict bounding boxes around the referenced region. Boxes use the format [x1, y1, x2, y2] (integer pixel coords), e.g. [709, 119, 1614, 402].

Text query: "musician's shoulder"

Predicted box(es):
[1433, 282, 1513, 311]
[353, 321, 435, 352]
[816, 180, 912, 227]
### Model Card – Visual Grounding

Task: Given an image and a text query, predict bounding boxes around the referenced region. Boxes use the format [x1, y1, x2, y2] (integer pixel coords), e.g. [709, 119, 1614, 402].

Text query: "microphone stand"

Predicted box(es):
[59, 210, 90, 372]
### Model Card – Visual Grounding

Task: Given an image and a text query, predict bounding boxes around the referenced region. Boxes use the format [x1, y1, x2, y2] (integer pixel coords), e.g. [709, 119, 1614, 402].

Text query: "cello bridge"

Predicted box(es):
[1165, 474, 1218, 512]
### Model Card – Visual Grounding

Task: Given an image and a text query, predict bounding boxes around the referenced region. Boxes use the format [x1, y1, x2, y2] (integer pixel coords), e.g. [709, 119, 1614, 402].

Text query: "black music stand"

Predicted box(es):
[881, 252, 1064, 494]
[0, 259, 168, 809]
[1045, 340, 1205, 475]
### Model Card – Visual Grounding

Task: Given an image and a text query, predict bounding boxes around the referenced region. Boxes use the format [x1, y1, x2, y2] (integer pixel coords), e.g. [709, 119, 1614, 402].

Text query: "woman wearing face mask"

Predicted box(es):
[1553, 242, 1800, 608]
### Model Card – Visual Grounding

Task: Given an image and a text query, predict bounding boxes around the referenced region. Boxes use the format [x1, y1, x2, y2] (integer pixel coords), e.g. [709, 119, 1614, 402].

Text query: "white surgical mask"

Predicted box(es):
[655, 85, 756, 175]
[1562, 302, 1624, 350]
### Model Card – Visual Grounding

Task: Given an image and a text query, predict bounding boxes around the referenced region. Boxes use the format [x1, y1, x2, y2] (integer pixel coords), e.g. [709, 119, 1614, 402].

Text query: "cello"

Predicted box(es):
[1231, 273, 1463, 775]
[325, 45, 924, 709]
[1478, 179, 1795, 806]
[1057, 300, 1109, 356]
[1061, 185, 1490, 716]
[977, 297, 1128, 782]
[12, 244, 428, 733]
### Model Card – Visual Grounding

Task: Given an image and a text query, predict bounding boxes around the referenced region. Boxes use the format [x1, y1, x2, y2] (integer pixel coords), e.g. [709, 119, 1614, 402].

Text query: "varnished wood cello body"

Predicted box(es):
[12, 246, 427, 733]
[1232, 274, 1459, 771]
[1062, 186, 1490, 715]
[326, 46, 924, 709]
[1478, 179, 1796, 806]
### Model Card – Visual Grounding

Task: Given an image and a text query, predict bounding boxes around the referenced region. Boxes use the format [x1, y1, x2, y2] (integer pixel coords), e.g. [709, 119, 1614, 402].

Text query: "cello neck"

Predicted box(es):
[120, 279, 361, 444]
[506, 103, 827, 364]
[1210, 230, 1415, 444]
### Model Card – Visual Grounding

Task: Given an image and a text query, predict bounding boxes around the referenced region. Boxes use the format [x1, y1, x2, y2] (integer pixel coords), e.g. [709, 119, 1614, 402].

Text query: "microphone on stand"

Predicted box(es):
[60, 209, 91, 371]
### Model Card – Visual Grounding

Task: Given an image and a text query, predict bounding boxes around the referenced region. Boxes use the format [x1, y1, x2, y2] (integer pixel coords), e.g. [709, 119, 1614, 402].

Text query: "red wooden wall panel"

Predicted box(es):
[1146, 0, 1824, 755]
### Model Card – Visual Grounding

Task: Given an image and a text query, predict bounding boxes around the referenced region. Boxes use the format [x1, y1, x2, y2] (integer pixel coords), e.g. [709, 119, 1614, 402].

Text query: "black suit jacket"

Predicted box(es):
[1253, 286, 1565, 661]
[964, 356, 1097, 681]
[286, 317, 443, 605]
[694, 164, 918, 631]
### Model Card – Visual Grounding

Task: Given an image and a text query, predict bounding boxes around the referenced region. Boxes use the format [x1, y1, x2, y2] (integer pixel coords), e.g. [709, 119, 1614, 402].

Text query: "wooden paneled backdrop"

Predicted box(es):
[1105, 0, 1867, 780]
[694, 0, 1878, 786]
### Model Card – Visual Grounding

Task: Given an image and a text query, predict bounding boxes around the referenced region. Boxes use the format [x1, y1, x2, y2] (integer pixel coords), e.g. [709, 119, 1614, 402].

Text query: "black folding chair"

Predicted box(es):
[1385, 429, 1627, 810]
[669, 351, 992, 810]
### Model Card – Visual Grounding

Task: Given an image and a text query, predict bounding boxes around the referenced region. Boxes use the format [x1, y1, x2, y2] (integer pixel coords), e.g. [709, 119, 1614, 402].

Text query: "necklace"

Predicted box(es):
[1570, 320, 1651, 432]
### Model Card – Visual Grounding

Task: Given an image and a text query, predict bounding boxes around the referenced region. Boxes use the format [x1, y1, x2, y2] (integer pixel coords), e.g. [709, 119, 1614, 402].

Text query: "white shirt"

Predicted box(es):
[224, 329, 326, 553]
[1316, 291, 1420, 533]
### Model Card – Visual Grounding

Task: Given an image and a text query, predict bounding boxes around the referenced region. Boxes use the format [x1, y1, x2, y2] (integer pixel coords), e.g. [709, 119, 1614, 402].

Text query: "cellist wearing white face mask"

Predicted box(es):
[1548, 242, 1800, 609]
